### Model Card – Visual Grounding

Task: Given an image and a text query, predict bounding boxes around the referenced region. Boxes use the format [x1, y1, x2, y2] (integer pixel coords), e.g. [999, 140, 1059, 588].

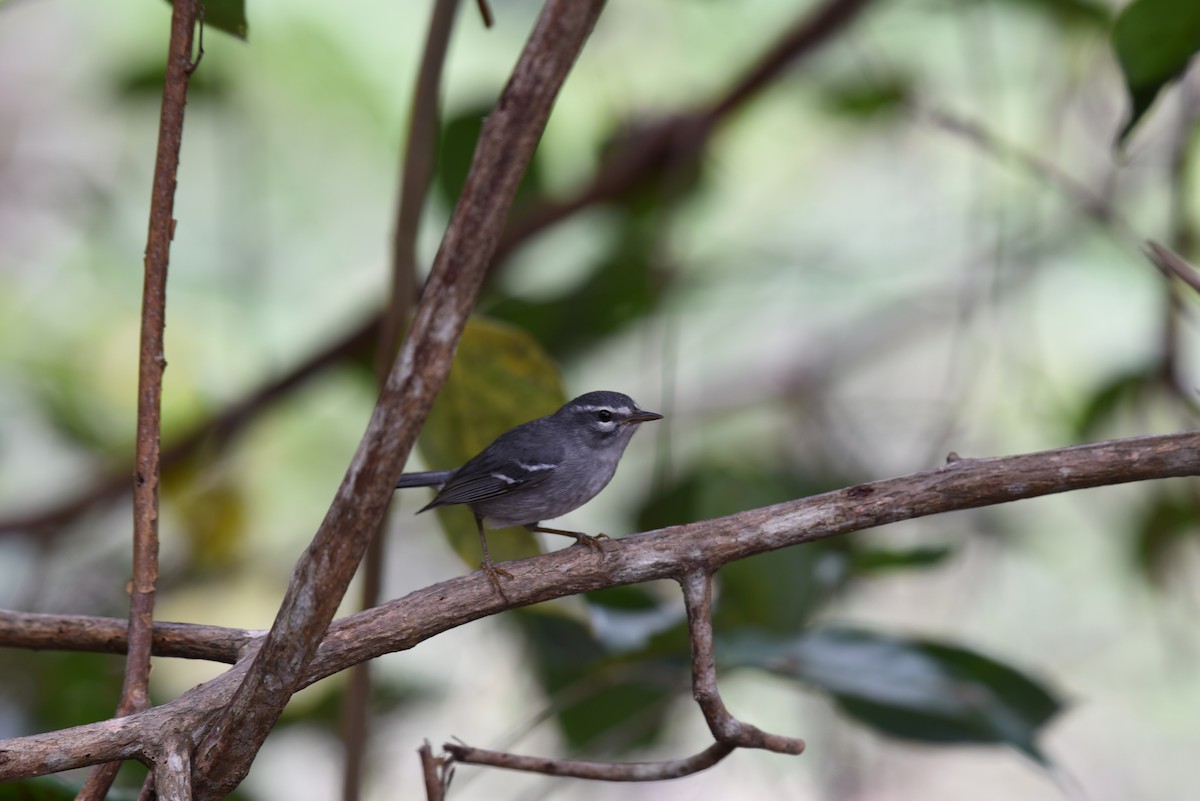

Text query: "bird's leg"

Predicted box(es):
[526, 524, 609, 552]
[475, 514, 512, 599]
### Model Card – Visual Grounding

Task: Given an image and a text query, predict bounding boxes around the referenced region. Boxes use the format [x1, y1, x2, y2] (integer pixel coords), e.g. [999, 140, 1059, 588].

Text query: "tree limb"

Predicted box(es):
[3, 430, 1198, 784]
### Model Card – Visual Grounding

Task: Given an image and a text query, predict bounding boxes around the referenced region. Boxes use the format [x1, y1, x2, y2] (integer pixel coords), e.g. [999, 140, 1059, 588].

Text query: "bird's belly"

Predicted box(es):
[473, 466, 616, 527]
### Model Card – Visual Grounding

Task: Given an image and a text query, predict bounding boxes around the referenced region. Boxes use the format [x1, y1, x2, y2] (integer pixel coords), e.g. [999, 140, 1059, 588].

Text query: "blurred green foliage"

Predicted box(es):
[1112, 0, 1200, 141]
[2, 0, 1199, 796]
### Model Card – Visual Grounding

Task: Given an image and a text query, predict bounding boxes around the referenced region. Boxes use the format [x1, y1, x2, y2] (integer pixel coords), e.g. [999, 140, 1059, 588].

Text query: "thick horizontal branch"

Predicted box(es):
[443, 741, 734, 781]
[3, 429, 1198, 781]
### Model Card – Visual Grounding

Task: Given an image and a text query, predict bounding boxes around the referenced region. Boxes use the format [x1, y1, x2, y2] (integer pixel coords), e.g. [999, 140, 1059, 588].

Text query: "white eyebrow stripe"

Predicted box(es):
[517, 462, 557, 472]
[578, 405, 631, 414]
[491, 473, 518, 485]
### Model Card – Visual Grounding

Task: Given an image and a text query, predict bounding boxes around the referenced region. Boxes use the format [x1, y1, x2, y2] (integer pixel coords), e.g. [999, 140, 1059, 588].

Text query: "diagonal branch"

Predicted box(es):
[188, 3, 608, 798]
[493, 0, 876, 263]
[76, 3, 201, 800]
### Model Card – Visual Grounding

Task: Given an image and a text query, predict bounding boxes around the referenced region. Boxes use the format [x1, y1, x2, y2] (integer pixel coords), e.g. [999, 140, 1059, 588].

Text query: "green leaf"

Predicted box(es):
[820, 75, 913, 120]
[415, 316, 564, 568]
[436, 103, 544, 211]
[990, 0, 1110, 28]
[735, 626, 1062, 762]
[515, 612, 680, 751]
[1112, 0, 1200, 142]
[160, 0, 248, 41]
[848, 544, 954, 574]
[490, 212, 669, 359]
[1131, 487, 1200, 588]
[1073, 365, 1156, 439]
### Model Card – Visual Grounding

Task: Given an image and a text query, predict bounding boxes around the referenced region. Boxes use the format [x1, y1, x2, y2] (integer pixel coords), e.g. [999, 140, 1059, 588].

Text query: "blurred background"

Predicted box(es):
[1, 0, 1199, 799]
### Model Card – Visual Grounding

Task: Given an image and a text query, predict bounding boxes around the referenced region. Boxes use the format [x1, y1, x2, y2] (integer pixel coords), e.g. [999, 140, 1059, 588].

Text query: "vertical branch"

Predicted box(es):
[153, 739, 193, 801]
[191, 3, 608, 798]
[679, 572, 805, 755]
[76, 3, 200, 800]
[343, 2, 462, 799]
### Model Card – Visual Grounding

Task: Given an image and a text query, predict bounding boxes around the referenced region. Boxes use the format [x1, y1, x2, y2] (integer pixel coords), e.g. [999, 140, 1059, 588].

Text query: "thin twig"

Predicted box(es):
[1146, 240, 1200, 297]
[679, 572, 804, 754]
[493, 0, 877, 265]
[76, 3, 200, 800]
[474, 0, 493, 28]
[444, 741, 734, 781]
[188, 3, 608, 798]
[418, 741, 451, 801]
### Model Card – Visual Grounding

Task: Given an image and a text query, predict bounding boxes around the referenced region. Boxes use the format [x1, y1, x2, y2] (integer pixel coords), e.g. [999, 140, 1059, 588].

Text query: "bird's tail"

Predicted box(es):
[394, 470, 456, 489]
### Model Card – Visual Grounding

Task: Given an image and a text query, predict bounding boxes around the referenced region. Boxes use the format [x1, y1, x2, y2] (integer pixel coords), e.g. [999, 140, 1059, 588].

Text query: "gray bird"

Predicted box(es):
[395, 391, 662, 594]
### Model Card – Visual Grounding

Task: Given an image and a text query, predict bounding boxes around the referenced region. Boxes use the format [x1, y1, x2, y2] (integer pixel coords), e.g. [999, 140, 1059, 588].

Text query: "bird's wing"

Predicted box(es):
[419, 425, 562, 511]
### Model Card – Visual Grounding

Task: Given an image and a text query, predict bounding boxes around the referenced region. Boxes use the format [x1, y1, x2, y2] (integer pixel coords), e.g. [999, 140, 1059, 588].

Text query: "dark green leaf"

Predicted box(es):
[735, 626, 1061, 762]
[515, 612, 680, 751]
[436, 103, 544, 210]
[637, 464, 855, 632]
[416, 316, 565, 567]
[848, 544, 954, 574]
[0, 778, 82, 801]
[1073, 366, 1156, 439]
[1131, 487, 1200, 587]
[1112, 0, 1200, 142]
[988, 0, 1110, 27]
[820, 75, 912, 120]
[160, 0, 248, 40]
[489, 213, 669, 359]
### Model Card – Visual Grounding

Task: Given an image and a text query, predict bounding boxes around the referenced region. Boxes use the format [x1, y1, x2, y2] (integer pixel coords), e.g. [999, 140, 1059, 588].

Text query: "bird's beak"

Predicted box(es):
[625, 409, 664, 425]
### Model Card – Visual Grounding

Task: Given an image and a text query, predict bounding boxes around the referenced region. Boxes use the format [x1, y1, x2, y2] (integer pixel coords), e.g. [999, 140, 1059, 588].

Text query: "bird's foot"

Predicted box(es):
[480, 560, 513, 601]
[574, 532, 609, 552]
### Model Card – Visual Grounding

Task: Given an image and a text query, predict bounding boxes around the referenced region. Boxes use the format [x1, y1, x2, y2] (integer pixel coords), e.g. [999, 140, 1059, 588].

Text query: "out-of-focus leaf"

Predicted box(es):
[1131, 487, 1200, 588]
[820, 75, 912, 120]
[986, 0, 1110, 27]
[733, 626, 1061, 762]
[436, 102, 545, 211]
[585, 584, 660, 610]
[415, 316, 564, 567]
[490, 210, 669, 359]
[637, 464, 856, 632]
[162, 460, 247, 572]
[0, 651, 123, 734]
[0, 777, 81, 801]
[1073, 365, 1157, 439]
[848, 544, 954, 574]
[515, 612, 680, 752]
[276, 675, 426, 730]
[113, 59, 232, 101]
[159, 0, 248, 40]
[1112, 0, 1200, 142]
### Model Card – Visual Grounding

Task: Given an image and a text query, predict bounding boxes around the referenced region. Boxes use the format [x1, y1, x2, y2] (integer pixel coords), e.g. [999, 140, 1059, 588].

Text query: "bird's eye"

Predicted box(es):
[596, 410, 614, 423]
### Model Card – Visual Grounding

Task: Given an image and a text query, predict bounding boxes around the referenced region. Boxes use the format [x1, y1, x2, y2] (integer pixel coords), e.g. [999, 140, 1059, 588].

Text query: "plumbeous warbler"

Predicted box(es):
[394, 391, 662, 595]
